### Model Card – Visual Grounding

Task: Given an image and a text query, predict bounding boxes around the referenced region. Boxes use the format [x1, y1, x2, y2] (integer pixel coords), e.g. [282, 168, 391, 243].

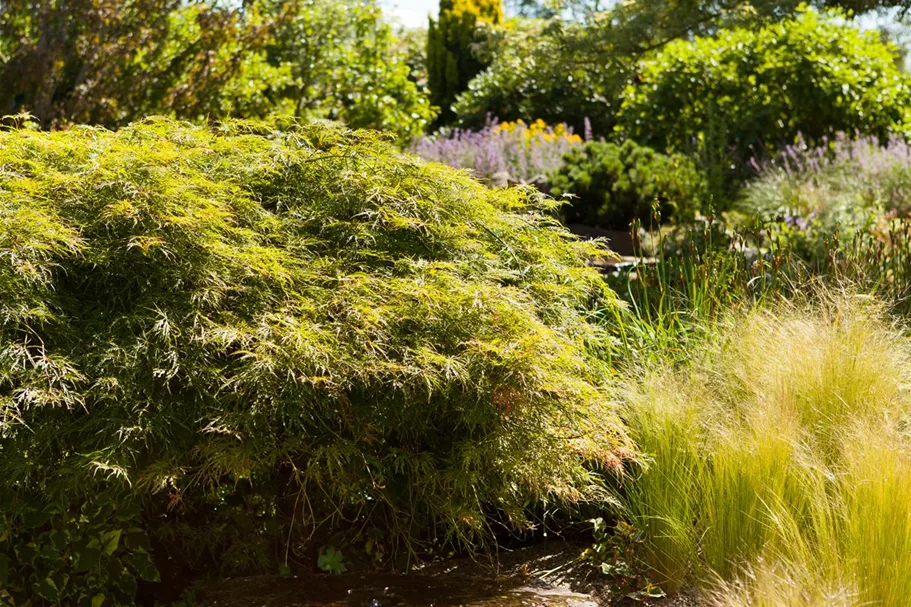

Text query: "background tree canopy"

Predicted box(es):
[426, 0, 503, 125]
[617, 8, 911, 200]
[452, 18, 616, 133]
[453, 0, 911, 137]
[0, 0, 434, 139]
[0, 0, 276, 127]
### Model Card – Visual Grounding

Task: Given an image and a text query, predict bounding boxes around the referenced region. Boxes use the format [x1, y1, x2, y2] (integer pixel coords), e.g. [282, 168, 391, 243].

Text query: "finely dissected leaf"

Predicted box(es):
[0, 118, 629, 572]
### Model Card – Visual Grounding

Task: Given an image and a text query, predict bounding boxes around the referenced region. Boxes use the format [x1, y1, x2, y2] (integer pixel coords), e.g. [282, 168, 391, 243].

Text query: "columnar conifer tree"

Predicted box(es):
[426, 0, 502, 125]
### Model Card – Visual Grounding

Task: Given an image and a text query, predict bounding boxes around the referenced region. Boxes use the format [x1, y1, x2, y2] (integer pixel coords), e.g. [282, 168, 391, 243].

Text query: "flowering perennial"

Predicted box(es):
[411, 117, 587, 184]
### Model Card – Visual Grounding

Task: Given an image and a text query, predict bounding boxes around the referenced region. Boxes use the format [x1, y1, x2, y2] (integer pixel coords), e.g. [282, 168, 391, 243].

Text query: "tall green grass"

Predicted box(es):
[604, 215, 911, 369]
[593, 128, 911, 604]
[709, 561, 853, 607]
[618, 294, 911, 606]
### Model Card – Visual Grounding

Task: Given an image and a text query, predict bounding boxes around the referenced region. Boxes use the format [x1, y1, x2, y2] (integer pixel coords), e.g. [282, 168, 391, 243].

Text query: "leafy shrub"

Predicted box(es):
[0, 117, 629, 600]
[547, 140, 706, 230]
[410, 117, 585, 183]
[453, 19, 617, 135]
[452, 0, 851, 138]
[1, 493, 158, 606]
[618, 8, 911, 202]
[395, 26, 431, 89]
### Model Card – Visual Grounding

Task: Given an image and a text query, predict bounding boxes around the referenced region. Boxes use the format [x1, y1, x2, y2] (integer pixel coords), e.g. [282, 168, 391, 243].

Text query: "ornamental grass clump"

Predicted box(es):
[742, 133, 911, 224]
[621, 292, 911, 606]
[0, 117, 628, 601]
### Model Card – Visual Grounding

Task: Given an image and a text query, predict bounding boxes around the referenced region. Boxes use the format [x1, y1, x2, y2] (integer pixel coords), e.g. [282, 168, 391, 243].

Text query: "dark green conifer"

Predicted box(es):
[426, 0, 502, 125]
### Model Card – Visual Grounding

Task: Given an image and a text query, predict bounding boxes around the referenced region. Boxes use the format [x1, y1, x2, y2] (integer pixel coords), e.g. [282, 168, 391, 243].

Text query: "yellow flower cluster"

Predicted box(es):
[494, 119, 583, 144]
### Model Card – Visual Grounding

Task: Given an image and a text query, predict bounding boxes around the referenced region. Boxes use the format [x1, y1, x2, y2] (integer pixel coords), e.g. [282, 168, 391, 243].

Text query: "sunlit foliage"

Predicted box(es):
[0, 118, 629, 598]
[0, 0, 433, 139]
[618, 8, 911, 200]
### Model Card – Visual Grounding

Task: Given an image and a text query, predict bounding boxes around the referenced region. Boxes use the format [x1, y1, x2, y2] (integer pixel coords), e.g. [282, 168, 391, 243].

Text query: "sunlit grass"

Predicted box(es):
[842, 426, 911, 606]
[620, 292, 911, 605]
[621, 375, 708, 591]
[708, 560, 854, 607]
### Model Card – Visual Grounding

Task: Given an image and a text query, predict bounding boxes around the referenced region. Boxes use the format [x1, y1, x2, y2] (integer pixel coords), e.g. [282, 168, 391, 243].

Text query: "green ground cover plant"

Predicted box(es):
[0, 117, 630, 603]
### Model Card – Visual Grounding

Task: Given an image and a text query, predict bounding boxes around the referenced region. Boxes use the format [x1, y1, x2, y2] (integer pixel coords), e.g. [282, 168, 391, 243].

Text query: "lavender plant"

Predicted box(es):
[742, 134, 911, 224]
[410, 117, 587, 185]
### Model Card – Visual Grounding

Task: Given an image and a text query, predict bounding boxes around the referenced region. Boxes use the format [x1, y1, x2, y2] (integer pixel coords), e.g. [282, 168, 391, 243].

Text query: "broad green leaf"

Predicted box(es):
[73, 545, 102, 572]
[100, 529, 122, 556]
[34, 576, 58, 602]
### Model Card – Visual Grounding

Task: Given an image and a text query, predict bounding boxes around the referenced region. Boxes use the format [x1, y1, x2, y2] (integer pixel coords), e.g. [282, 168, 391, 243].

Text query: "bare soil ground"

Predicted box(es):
[197, 542, 701, 607]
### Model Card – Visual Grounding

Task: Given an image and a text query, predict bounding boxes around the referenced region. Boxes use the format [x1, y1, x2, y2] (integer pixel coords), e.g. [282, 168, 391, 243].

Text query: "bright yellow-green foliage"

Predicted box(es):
[441, 0, 502, 22]
[0, 118, 628, 597]
[623, 294, 911, 606]
[427, 0, 503, 125]
[708, 561, 853, 607]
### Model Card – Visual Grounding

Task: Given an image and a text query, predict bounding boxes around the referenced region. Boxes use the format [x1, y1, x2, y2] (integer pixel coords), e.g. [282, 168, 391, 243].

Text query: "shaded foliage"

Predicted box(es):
[1, 493, 158, 605]
[0, 0, 432, 139]
[548, 140, 706, 230]
[0, 0, 265, 128]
